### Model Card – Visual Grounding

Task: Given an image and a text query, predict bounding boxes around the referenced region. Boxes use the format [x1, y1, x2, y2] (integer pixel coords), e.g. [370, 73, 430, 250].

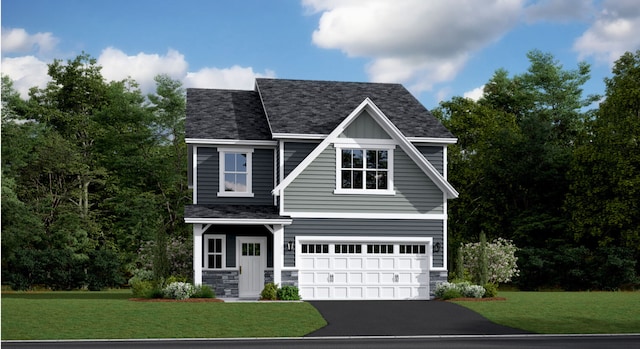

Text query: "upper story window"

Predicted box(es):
[335, 145, 395, 195]
[218, 148, 254, 197]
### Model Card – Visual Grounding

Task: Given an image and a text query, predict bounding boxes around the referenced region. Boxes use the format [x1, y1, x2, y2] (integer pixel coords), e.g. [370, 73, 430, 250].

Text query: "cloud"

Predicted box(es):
[304, 0, 523, 92]
[524, 0, 594, 23]
[1, 55, 50, 98]
[573, 0, 640, 64]
[184, 66, 276, 90]
[463, 85, 485, 101]
[1, 27, 59, 55]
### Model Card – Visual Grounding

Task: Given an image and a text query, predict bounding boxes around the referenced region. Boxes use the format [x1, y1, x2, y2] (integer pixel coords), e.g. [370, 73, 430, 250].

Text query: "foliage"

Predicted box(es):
[260, 282, 278, 300]
[435, 281, 485, 299]
[163, 282, 195, 300]
[483, 283, 498, 298]
[193, 284, 215, 299]
[461, 237, 519, 285]
[277, 285, 301, 301]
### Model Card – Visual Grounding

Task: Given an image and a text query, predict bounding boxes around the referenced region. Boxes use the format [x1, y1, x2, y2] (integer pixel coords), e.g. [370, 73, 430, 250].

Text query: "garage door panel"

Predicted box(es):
[349, 258, 363, 269]
[334, 257, 348, 269]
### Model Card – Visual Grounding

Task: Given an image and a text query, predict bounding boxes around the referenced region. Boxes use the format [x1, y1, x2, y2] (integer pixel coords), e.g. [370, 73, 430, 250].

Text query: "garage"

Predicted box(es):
[297, 237, 431, 300]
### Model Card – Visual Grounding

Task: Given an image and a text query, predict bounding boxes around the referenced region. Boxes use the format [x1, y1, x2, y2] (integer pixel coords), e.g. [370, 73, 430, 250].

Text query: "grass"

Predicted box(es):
[1, 290, 327, 340]
[453, 291, 640, 334]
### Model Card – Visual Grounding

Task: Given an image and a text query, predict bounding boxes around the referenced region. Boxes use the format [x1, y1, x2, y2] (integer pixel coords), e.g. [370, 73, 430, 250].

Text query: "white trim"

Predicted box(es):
[406, 137, 458, 144]
[185, 218, 293, 225]
[193, 145, 199, 204]
[271, 133, 326, 140]
[296, 236, 434, 243]
[443, 145, 448, 180]
[186, 138, 277, 146]
[332, 138, 398, 147]
[218, 148, 254, 197]
[272, 98, 458, 199]
[204, 234, 226, 269]
[443, 194, 448, 270]
[193, 224, 204, 284]
[281, 211, 446, 220]
[334, 145, 395, 195]
[271, 224, 284, 285]
[333, 189, 396, 195]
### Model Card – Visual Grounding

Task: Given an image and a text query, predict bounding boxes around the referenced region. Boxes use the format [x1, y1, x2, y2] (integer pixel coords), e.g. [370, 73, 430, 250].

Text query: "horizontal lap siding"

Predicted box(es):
[284, 142, 317, 177]
[196, 147, 274, 205]
[283, 218, 444, 268]
[418, 146, 444, 176]
[284, 147, 443, 213]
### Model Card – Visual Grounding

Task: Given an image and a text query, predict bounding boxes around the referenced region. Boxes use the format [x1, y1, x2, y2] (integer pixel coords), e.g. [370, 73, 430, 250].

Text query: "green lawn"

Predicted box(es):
[453, 291, 640, 334]
[1, 290, 327, 340]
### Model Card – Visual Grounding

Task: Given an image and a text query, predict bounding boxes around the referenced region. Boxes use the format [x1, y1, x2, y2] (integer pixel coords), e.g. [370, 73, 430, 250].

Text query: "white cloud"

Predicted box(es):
[463, 85, 485, 101]
[184, 66, 276, 90]
[304, 0, 523, 92]
[573, 0, 640, 64]
[97, 47, 189, 93]
[1, 27, 59, 55]
[1, 55, 50, 98]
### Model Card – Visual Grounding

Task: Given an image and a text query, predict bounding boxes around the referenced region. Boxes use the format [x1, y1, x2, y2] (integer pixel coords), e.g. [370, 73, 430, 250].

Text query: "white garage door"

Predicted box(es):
[298, 240, 430, 300]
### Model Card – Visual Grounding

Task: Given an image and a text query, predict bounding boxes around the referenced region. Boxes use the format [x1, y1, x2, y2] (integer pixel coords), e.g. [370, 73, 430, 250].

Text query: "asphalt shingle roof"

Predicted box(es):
[255, 78, 454, 139]
[184, 205, 286, 220]
[186, 89, 271, 140]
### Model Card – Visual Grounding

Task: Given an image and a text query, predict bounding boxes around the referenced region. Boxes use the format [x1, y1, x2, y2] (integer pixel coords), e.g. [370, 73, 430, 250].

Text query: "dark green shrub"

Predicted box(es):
[483, 283, 498, 298]
[86, 248, 125, 291]
[441, 288, 463, 300]
[193, 284, 215, 298]
[277, 285, 301, 300]
[130, 279, 154, 298]
[260, 282, 278, 300]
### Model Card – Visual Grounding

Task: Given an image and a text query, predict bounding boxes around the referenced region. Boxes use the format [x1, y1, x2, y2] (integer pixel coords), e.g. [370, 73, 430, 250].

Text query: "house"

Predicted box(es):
[184, 78, 458, 300]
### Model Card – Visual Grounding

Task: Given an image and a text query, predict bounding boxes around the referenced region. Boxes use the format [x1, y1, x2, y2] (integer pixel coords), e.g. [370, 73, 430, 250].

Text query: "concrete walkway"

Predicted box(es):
[307, 300, 530, 336]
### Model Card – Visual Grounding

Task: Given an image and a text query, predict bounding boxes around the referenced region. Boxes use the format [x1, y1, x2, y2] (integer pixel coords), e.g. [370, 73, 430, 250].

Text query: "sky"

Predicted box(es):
[2, 0, 640, 109]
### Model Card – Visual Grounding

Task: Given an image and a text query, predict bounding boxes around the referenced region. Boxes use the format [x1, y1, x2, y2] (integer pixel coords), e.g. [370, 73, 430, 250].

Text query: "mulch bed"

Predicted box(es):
[445, 297, 507, 301]
[129, 298, 224, 302]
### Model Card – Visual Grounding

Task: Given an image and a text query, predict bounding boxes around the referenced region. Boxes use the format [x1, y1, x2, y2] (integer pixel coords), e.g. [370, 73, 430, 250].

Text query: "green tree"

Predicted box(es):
[567, 50, 640, 251]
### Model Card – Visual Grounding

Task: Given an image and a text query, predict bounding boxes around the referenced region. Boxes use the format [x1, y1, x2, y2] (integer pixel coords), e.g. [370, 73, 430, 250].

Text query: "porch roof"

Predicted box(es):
[184, 205, 292, 225]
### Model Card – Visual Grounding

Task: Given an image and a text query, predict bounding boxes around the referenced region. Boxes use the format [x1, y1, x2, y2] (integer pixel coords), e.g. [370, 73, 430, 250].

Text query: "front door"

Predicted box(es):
[238, 237, 266, 298]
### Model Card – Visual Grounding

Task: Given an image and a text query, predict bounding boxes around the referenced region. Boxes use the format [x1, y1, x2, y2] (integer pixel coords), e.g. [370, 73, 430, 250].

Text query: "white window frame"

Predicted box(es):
[334, 142, 395, 195]
[217, 148, 254, 197]
[204, 235, 226, 269]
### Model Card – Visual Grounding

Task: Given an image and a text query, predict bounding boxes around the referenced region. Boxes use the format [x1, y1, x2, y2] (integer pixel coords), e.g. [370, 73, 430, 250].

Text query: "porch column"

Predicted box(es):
[272, 224, 284, 285]
[193, 224, 203, 285]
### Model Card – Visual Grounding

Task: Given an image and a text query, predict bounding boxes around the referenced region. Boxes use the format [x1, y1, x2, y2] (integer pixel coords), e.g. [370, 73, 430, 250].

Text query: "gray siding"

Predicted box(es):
[284, 147, 444, 213]
[283, 218, 444, 268]
[417, 145, 444, 176]
[339, 111, 390, 139]
[203, 225, 273, 268]
[283, 142, 317, 177]
[196, 147, 275, 205]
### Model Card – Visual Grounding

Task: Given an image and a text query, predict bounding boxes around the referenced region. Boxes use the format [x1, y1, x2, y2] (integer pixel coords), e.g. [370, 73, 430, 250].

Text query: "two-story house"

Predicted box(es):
[185, 78, 458, 300]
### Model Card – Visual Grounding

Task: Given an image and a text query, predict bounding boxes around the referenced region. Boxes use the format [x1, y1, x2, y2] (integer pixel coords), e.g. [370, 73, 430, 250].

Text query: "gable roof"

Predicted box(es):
[255, 78, 454, 139]
[272, 98, 459, 199]
[186, 89, 271, 140]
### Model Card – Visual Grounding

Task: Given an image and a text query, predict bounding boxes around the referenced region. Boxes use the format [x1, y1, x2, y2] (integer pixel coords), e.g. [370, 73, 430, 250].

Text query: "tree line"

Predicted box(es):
[434, 50, 639, 290]
[2, 50, 638, 291]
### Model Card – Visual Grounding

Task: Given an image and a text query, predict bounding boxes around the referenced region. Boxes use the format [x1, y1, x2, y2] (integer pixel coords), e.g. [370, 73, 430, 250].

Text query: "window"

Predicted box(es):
[335, 146, 394, 194]
[301, 244, 329, 254]
[367, 244, 394, 254]
[335, 244, 362, 254]
[399, 244, 426, 254]
[218, 148, 253, 197]
[205, 235, 225, 269]
[242, 242, 261, 256]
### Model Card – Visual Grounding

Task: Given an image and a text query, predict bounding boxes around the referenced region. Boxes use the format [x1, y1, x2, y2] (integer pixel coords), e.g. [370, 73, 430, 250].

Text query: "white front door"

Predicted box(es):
[238, 237, 266, 298]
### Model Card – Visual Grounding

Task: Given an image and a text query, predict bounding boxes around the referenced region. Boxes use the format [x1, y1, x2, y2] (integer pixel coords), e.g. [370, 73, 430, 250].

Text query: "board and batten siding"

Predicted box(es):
[339, 110, 391, 139]
[283, 146, 444, 213]
[196, 146, 275, 205]
[283, 218, 444, 268]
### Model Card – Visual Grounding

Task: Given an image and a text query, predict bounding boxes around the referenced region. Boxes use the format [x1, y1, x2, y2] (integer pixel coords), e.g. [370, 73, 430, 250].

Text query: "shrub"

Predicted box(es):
[442, 288, 463, 300]
[462, 237, 519, 285]
[461, 284, 486, 298]
[277, 285, 301, 300]
[163, 281, 195, 300]
[193, 284, 215, 298]
[435, 281, 485, 299]
[260, 282, 278, 300]
[483, 283, 498, 298]
[130, 279, 155, 298]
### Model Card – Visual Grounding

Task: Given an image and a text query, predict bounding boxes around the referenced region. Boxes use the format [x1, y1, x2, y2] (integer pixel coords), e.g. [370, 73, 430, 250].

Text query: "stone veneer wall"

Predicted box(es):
[281, 270, 298, 287]
[429, 270, 448, 299]
[202, 270, 239, 298]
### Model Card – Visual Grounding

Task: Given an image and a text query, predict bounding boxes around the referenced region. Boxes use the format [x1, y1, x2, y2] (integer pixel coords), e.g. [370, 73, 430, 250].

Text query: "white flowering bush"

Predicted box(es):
[435, 281, 485, 299]
[462, 237, 519, 284]
[163, 281, 196, 300]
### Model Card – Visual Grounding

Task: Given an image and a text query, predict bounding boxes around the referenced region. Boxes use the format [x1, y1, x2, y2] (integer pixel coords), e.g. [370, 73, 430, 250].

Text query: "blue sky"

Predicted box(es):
[2, 0, 639, 109]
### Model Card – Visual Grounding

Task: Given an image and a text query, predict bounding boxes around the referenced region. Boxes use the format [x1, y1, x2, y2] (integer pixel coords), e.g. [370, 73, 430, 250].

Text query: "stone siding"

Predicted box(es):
[202, 270, 239, 298]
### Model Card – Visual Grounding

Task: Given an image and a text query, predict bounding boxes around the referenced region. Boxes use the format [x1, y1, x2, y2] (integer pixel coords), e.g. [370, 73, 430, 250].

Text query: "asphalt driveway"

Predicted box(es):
[307, 300, 530, 336]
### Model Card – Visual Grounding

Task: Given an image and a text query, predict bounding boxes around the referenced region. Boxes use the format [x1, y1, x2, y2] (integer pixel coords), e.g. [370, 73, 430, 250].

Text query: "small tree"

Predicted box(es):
[478, 231, 489, 285]
[462, 237, 519, 285]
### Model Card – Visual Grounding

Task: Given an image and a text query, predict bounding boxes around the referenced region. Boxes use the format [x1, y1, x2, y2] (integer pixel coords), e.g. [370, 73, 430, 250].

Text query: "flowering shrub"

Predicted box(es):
[163, 281, 195, 300]
[435, 281, 485, 299]
[462, 237, 519, 284]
